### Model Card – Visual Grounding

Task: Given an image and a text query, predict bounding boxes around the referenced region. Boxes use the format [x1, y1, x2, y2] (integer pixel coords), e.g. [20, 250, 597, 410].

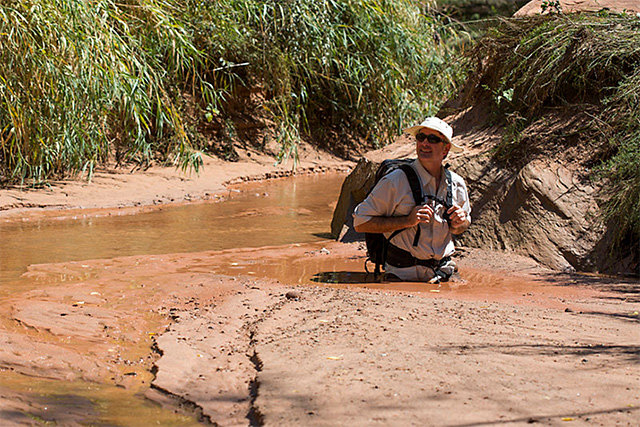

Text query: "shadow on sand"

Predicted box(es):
[310, 271, 380, 285]
[534, 270, 640, 303]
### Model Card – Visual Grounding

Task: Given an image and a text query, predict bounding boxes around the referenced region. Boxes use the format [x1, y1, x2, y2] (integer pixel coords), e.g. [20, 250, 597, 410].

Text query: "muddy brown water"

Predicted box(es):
[0, 173, 346, 292]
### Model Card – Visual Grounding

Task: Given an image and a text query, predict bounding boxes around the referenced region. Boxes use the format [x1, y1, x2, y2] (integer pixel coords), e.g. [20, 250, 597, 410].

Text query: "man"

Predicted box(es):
[353, 117, 471, 282]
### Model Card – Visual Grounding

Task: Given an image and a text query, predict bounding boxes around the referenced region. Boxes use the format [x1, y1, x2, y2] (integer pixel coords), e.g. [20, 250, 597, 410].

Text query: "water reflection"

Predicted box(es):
[0, 173, 346, 287]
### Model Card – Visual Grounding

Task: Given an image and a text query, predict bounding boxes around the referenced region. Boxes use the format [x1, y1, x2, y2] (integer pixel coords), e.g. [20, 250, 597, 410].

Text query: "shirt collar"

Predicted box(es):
[412, 159, 446, 196]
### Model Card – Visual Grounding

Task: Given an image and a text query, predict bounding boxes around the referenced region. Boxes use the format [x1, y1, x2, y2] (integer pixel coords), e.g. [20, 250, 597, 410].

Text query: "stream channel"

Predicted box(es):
[0, 172, 347, 425]
[0, 173, 347, 290]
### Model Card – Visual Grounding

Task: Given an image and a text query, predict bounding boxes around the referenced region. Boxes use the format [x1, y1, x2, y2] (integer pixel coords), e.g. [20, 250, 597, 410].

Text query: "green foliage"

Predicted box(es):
[0, 0, 212, 185]
[436, 0, 529, 20]
[0, 0, 468, 183]
[540, 1, 562, 14]
[198, 0, 467, 151]
[434, 0, 530, 41]
[596, 67, 640, 252]
[597, 134, 640, 253]
[471, 12, 640, 254]
[476, 13, 640, 117]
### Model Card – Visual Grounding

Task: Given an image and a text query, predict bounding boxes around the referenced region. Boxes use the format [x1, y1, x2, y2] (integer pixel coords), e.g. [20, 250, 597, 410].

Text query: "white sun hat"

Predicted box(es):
[403, 117, 463, 153]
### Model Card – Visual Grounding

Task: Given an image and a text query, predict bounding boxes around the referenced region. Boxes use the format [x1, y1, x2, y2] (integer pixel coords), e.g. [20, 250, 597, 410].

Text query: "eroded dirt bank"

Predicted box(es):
[0, 141, 351, 222]
[1, 240, 638, 425]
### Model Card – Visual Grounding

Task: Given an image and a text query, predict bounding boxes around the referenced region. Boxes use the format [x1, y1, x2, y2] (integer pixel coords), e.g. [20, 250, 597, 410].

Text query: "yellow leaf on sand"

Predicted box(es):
[327, 356, 342, 360]
[562, 418, 574, 422]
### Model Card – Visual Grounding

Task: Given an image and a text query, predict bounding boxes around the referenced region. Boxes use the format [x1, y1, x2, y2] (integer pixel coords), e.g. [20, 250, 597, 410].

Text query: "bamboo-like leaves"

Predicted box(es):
[0, 0, 209, 184]
[0, 0, 464, 183]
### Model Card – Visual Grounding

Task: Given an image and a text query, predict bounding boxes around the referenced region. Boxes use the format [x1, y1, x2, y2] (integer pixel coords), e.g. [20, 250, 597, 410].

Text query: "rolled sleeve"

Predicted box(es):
[353, 172, 406, 228]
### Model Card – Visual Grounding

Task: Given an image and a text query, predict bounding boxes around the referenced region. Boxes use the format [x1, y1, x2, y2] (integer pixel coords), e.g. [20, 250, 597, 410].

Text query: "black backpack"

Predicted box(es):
[364, 159, 453, 277]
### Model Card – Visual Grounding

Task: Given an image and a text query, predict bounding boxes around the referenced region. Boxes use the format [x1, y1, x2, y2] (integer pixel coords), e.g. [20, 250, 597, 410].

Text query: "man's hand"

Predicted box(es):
[447, 205, 470, 235]
[410, 204, 435, 226]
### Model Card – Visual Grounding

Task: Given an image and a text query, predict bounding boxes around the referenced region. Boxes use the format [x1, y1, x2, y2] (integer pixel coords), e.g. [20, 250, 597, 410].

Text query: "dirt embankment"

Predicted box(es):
[0, 139, 351, 222]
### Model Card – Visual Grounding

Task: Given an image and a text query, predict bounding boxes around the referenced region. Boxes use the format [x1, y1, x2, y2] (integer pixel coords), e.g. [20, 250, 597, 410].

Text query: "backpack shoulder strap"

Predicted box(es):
[444, 164, 453, 209]
[398, 163, 423, 205]
[398, 163, 423, 247]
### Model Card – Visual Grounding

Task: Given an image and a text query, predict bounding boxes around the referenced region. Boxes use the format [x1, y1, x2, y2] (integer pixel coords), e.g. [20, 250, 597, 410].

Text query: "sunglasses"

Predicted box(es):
[416, 132, 444, 144]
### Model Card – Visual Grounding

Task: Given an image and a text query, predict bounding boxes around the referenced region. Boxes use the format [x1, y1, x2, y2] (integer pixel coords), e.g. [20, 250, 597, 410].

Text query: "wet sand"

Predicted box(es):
[1, 240, 638, 425]
[1, 147, 639, 425]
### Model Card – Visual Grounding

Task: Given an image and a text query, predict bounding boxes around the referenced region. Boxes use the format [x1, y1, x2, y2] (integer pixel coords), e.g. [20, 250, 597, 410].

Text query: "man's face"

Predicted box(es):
[415, 128, 451, 165]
